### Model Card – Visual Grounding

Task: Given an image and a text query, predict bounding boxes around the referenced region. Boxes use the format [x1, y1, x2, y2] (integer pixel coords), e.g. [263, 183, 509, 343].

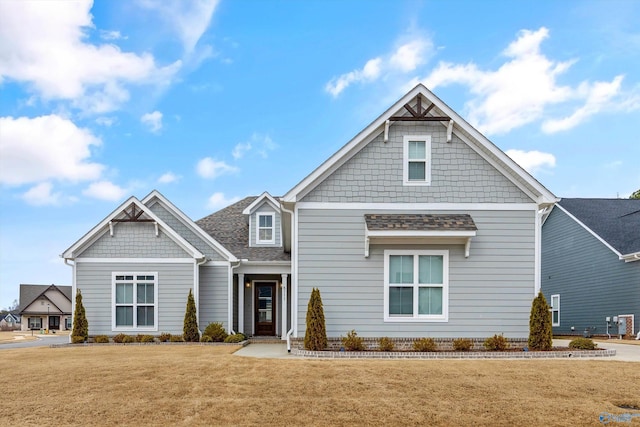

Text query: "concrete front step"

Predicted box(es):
[248, 337, 285, 344]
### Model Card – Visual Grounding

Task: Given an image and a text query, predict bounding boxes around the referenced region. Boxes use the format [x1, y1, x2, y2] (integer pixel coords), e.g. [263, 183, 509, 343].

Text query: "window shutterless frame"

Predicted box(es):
[403, 135, 431, 186]
[256, 212, 276, 244]
[111, 272, 158, 332]
[550, 294, 560, 326]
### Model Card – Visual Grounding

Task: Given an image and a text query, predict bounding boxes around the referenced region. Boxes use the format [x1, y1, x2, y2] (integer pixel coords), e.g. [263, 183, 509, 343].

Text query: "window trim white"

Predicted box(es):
[383, 249, 449, 322]
[550, 294, 560, 327]
[111, 272, 158, 332]
[403, 135, 431, 186]
[256, 212, 276, 244]
[29, 317, 42, 329]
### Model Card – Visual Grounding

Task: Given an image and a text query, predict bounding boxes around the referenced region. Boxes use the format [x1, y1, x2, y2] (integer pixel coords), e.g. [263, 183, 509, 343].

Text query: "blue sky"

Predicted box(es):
[1, 0, 639, 309]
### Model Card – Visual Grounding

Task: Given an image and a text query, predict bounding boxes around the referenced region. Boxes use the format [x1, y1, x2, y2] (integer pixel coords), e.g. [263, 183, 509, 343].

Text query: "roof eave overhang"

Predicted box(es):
[621, 252, 640, 263]
[364, 229, 477, 258]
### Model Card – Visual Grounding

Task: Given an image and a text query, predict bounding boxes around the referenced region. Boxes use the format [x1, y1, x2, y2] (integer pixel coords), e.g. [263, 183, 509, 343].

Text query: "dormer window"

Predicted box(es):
[403, 135, 431, 185]
[257, 213, 275, 244]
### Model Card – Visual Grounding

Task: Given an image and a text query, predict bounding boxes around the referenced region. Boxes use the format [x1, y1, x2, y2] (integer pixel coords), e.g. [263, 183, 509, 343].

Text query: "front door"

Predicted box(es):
[49, 316, 60, 330]
[255, 282, 276, 336]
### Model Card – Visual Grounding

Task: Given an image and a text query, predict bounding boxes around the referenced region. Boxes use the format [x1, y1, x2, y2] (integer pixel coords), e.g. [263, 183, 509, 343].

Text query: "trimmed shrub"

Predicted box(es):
[71, 335, 86, 344]
[341, 330, 365, 351]
[304, 288, 327, 351]
[112, 333, 128, 344]
[202, 322, 228, 342]
[94, 335, 109, 344]
[413, 338, 437, 352]
[169, 334, 184, 342]
[183, 289, 200, 342]
[528, 291, 553, 351]
[224, 333, 246, 343]
[72, 289, 88, 341]
[139, 335, 155, 343]
[453, 338, 473, 351]
[158, 333, 171, 342]
[121, 335, 136, 344]
[378, 337, 395, 352]
[484, 334, 510, 351]
[200, 335, 213, 343]
[569, 337, 597, 350]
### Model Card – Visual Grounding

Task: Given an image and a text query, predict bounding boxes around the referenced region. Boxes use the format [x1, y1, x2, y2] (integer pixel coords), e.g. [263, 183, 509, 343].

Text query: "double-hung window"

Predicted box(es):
[257, 213, 275, 244]
[550, 294, 560, 326]
[113, 273, 157, 330]
[384, 250, 448, 322]
[403, 135, 431, 185]
[29, 317, 42, 329]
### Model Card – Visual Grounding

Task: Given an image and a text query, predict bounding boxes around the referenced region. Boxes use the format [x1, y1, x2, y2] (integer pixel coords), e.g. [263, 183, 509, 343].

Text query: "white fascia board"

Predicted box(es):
[62, 197, 204, 260]
[296, 202, 538, 211]
[555, 204, 623, 259]
[621, 252, 640, 263]
[242, 192, 281, 215]
[367, 230, 476, 238]
[141, 190, 237, 262]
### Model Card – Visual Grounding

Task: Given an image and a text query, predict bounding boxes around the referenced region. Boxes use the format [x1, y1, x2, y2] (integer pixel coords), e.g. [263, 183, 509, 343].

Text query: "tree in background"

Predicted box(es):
[630, 189, 640, 199]
[528, 291, 553, 351]
[304, 288, 327, 351]
[72, 290, 88, 342]
[183, 289, 199, 342]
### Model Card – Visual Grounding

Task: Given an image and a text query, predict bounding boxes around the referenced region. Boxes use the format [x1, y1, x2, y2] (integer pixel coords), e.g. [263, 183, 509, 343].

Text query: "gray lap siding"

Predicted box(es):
[75, 262, 195, 336]
[296, 208, 535, 338]
[199, 265, 230, 331]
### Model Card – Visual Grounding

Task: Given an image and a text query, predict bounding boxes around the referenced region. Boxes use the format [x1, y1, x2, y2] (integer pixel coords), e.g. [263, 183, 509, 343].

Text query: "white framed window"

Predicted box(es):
[65, 317, 71, 330]
[256, 213, 275, 244]
[112, 273, 158, 331]
[403, 135, 431, 185]
[29, 317, 42, 329]
[384, 249, 448, 322]
[550, 294, 560, 326]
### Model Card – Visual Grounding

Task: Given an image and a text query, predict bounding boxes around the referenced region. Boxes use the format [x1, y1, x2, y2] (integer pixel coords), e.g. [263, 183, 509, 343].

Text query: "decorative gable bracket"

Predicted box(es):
[109, 203, 158, 237]
[384, 95, 454, 143]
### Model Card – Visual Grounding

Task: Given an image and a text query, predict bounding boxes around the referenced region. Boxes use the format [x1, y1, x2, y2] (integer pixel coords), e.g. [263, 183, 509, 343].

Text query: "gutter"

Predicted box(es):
[228, 259, 243, 335]
[280, 202, 296, 351]
[195, 256, 208, 336]
[63, 258, 75, 343]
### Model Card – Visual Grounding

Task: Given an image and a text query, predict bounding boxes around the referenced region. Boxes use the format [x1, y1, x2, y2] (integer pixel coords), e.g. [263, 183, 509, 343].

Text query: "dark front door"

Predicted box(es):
[49, 316, 60, 330]
[255, 282, 276, 336]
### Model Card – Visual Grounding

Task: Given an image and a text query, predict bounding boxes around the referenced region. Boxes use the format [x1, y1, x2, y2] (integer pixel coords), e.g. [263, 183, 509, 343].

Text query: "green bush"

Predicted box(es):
[121, 335, 135, 344]
[569, 337, 597, 350]
[413, 338, 437, 352]
[202, 322, 228, 342]
[378, 337, 395, 352]
[169, 334, 184, 342]
[183, 289, 200, 342]
[341, 330, 365, 351]
[71, 335, 86, 344]
[453, 338, 473, 351]
[528, 291, 553, 350]
[139, 335, 155, 343]
[112, 333, 128, 344]
[72, 289, 88, 341]
[158, 333, 171, 342]
[484, 334, 510, 351]
[94, 335, 109, 344]
[200, 335, 213, 343]
[224, 333, 246, 343]
[304, 288, 327, 351]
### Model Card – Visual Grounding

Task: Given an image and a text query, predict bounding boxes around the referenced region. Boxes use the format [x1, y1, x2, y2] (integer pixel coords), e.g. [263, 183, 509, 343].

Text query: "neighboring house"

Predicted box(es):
[62, 84, 557, 340]
[18, 284, 72, 331]
[541, 198, 640, 338]
[0, 313, 20, 330]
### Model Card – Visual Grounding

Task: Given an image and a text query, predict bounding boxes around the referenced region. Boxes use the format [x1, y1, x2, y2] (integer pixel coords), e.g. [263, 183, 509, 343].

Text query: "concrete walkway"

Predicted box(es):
[234, 340, 640, 361]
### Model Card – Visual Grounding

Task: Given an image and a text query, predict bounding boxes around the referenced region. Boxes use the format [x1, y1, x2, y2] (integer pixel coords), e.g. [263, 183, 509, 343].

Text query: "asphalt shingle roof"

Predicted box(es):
[18, 284, 72, 313]
[559, 198, 640, 255]
[365, 214, 477, 231]
[196, 197, 291, 262]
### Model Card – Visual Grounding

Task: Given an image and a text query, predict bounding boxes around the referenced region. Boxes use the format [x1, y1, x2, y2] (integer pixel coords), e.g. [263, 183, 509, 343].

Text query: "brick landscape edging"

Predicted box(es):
[291, 348, 616, 359]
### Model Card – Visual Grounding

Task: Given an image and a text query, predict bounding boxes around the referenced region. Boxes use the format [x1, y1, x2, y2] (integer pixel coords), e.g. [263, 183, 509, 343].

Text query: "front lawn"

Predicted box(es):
[1, 345, 638, 426]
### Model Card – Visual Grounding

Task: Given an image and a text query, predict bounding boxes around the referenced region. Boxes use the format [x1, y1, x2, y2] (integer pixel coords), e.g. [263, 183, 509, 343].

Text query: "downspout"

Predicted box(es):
[64, 258, 75, 343]
[229, 259, 242, 335]
[195, 256, 207, 335]
[280, 204, 295, 352]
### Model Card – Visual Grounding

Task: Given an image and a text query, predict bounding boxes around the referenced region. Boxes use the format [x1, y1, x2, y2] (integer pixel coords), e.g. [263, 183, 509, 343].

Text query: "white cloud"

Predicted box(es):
[0, 115, 104, 185]
[141, 110, 163, 133]
[157, 172, 180, 184]
[206, 192, 240, 210]
[21, 182, 61, 206]
[138, 0, 219, 55]
[0, 0, 181, 113]
[232, 133, 277, 159]
[95, 116, 116, 127]
[82, 181, 128, 201]
[325, 36, 434, 97]
[232, 142, 251, 160]
[99, 30, 126, 41]
[506, 149, 556, 174]
[196, 157, 238, 179]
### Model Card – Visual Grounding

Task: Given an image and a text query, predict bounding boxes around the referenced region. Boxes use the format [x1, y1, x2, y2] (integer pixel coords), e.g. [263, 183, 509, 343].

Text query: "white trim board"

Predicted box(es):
[75, 258, 196, 263]
[296, 202, 538, 211]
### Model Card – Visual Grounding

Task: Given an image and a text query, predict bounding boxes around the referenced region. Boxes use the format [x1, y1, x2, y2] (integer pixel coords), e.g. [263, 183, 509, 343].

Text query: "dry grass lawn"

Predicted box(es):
[0, 331, 38, 343]
[1, 345, 638, 426]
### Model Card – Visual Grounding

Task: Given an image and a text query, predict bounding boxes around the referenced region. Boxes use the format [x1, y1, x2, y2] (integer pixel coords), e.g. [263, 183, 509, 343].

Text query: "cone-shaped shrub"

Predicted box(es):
[183, 289, 199, 342]
[304, 288, 327, 351]
[528, 291, 553, 350]
[72, 289, 88, 341]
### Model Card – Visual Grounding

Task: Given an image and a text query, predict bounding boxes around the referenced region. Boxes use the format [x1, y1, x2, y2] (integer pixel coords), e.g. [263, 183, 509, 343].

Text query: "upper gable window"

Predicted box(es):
[257, 213, 275, 244]
[403, 135, 431, 186]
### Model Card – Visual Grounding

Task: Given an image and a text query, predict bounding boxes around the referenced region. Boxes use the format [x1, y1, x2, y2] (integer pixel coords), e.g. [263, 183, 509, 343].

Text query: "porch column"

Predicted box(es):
[281, 273, 288, 339]
[238, 273, 244, 334]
